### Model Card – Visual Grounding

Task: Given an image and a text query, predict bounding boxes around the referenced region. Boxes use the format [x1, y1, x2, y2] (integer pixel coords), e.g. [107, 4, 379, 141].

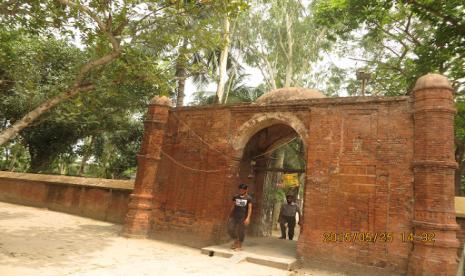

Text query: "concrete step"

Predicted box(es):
[201, 243, 297, 270]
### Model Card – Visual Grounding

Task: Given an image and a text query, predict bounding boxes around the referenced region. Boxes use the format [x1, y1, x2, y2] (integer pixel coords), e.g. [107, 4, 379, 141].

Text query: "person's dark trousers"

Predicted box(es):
[228, 217, 246, 242]
[280, 215, 296, 240]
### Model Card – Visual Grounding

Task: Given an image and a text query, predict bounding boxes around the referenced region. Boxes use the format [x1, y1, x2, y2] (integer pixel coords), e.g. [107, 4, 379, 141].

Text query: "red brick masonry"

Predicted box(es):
[122, 74, 459, 275]
[0, 171, 133, 223]
[0, 74, 459, 275]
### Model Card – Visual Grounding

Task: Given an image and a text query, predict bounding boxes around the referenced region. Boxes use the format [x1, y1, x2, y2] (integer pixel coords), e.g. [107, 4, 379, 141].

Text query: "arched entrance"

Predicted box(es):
[241, 123, 305, 236]
[233, 120, 307, 258]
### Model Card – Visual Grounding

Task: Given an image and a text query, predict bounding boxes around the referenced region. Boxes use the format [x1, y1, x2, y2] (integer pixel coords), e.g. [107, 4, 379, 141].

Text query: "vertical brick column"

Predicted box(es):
[408, 74, 459, 275]
[122, 96, 171, 238]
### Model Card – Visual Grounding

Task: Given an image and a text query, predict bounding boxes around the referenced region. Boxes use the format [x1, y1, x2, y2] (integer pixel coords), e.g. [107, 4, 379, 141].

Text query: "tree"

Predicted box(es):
[0, 0, 125, 145]
[172, 1, 222, 107]
[0, 29, 170, 173]
[312, 0, 464, 94]
[0, 0, 239, 146]
[237, 0, 331, 91]
[312, 0, 465, 193]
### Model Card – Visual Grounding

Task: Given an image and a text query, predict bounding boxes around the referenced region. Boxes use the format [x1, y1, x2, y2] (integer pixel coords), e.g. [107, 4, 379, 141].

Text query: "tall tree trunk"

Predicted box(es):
[215, 16, 230, 104]
[284, 12, 294, 88]
[175, 38, 189, 107]
[58, 159, 66, 175]
[223, 56, 238, 104]
[4, 147, 9, 166]
[263, 56, 277, 90]
[255, 148, 286, 236]
[176, 70, 187, 107]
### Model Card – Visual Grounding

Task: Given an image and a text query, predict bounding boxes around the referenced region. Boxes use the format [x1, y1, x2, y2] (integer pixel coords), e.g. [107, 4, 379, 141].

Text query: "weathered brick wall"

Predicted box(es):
[0, 171, 133, 223]
[151, 108, 232, 246]
[149, 97, 415, 274]
[299, 99, 414, 273]
[130, 76, 458, 275]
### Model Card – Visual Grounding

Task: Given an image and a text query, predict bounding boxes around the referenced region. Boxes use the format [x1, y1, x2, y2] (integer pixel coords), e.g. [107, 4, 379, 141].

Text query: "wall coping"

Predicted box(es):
[0, 171, 134, 191]
[172, 96, 410, 112]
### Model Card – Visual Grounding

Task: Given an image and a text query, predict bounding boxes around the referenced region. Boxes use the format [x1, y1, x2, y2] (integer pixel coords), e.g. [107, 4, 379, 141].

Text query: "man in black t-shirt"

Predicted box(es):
[228, 183, 253, 250]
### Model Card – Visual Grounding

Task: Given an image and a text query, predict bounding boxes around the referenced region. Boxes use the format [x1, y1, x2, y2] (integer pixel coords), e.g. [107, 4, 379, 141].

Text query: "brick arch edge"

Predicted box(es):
[230, 112, 308, 158]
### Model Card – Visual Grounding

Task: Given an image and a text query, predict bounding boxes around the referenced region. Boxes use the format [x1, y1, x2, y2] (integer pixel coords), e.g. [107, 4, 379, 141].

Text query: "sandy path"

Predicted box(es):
[0, 202, 351, 276]
[0, 202, 293, 276]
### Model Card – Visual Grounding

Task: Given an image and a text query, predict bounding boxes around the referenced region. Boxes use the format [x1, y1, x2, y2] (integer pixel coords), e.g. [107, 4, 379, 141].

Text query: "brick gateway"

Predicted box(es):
[122, 74, 459, 275]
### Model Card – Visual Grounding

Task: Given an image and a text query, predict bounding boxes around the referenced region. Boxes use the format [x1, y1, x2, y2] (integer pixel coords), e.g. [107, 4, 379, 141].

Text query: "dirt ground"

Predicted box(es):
[0, 202, 345, 276]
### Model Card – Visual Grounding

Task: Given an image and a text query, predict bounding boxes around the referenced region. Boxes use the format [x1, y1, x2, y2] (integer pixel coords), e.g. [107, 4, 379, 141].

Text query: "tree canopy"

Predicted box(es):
[1, 0, 464, 186]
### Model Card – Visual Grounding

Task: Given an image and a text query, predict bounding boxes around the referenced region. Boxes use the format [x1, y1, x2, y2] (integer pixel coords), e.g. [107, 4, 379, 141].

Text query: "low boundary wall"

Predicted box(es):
[0, 171, 133, 223]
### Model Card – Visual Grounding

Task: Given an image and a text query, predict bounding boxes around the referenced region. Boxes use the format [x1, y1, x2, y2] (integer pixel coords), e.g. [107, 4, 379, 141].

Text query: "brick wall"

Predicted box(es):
[299, 99, 414, 273]
[149, 97, 418, 274]
[151, 108, 232, 246]
[0, 171, 133, 223]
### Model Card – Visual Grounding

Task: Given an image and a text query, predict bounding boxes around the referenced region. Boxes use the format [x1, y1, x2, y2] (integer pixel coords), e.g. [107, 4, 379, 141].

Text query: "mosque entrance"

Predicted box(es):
[201, 122, 306, 267]
[238, 123, 306, 242]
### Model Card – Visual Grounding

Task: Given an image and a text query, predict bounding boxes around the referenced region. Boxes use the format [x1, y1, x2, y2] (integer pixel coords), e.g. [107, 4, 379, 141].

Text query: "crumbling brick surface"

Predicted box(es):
[147, 97, 416, 273]
[126, 74, 459, 276]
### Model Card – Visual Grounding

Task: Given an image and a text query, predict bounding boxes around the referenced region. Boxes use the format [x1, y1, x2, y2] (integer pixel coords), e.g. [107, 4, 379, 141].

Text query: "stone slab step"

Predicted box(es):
[201, 245, 297, 270]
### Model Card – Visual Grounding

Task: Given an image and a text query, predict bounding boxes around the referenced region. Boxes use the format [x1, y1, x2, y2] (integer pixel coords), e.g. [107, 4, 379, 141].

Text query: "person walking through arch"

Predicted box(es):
[228, 183, 253, 250]
[278, 194, 302, 240]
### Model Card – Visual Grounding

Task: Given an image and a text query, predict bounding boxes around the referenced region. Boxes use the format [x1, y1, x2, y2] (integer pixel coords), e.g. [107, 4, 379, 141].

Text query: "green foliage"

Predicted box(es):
[90, 120, 143, 179]
[312, 0, 465, 194]
[456, 100, 465, 141]
[237, 0, 332, 90]
[312, 0, 464, 95]
[0, 139, 30, 172]
[0, 0, 249, 177]
[0, 29, 163, 174]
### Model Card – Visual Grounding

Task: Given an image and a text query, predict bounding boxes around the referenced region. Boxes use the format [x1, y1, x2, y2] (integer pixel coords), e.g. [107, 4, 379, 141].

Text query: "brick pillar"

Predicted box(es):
[408, 74, 459, 275]
[122, 96, 171, 238]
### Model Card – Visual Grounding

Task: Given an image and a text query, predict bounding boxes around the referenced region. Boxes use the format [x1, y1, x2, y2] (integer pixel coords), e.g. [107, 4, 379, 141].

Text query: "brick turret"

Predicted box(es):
[408, 74, 459, 275]
[122, 96, 171, 238]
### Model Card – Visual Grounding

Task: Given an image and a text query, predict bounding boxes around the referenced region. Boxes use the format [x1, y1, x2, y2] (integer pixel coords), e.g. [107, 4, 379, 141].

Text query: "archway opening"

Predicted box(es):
[238, 123, 306, 244]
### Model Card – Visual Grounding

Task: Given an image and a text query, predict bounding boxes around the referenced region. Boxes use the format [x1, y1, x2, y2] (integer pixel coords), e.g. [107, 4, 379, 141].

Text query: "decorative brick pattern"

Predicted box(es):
[123, 74, 459, 275]
[408, 74, 459, 276]
[122, 96, 171, 238]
